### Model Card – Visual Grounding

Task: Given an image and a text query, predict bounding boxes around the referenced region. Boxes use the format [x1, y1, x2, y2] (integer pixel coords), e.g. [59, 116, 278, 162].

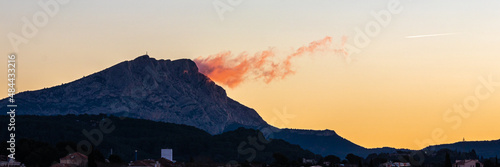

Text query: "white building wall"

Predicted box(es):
[161, 149, 173, 161]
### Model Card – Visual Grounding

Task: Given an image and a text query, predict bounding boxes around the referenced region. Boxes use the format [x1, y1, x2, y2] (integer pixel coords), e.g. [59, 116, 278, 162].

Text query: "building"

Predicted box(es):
[380, 161, 411, 167]
[454, 160, 483, 167]
[340, 164, 358, 167]
[0, 159, 24, 167]
[128, 159, 161, 167]
[50, 163, 75, 167]
[303, 158, 317, 164]
[59, 152, 88, 167]
[161, 149, 173, 162]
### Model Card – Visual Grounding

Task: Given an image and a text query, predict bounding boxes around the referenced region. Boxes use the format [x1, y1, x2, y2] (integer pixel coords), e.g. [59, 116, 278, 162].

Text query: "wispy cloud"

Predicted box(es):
[194, 36, 348, 88]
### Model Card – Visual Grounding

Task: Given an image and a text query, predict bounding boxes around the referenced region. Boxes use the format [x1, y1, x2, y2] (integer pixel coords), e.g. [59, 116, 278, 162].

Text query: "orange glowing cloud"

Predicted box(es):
[194, 36, 347, 88]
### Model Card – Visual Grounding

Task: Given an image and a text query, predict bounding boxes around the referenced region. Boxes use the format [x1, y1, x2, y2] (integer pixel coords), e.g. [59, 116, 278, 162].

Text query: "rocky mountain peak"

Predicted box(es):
[2, 55, 267, 134]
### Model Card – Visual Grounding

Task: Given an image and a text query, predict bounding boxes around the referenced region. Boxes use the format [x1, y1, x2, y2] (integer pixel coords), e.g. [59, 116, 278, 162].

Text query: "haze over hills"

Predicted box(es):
[1, 55, 498, 158]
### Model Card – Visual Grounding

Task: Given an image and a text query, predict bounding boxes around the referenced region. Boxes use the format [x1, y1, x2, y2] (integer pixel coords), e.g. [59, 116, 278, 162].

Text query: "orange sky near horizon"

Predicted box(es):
[1, 0, 500, 150]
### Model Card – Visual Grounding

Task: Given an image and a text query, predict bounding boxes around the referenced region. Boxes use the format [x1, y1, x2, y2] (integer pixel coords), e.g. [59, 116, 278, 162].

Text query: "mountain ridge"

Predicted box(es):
[2, 55, 498, 158]
[1, 55, 367, 157]
[424, 139, 500, 158]
[1, 55, 267, 134]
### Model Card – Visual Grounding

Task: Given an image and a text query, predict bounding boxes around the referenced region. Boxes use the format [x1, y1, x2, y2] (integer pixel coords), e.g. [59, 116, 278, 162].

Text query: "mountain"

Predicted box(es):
[0, 55, 267, 134]
[271, 129, 411, 157]
[0, 55, 371, 157]
[424, 140, 500, 158]
[2, 55, 497, 158]
[272, 129, 366, 157]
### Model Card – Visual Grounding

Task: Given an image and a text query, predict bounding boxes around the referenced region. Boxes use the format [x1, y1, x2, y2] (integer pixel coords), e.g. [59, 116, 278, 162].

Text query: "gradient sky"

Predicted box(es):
[2, 0, 500, 150]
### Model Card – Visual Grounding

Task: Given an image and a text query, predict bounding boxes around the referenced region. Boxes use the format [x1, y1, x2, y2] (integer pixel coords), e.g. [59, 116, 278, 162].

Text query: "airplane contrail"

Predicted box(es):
[405, 32, 457, 39]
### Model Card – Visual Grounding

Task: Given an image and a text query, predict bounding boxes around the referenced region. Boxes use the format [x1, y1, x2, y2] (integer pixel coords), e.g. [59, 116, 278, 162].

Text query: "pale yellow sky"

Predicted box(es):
[2, 0, 500, 149]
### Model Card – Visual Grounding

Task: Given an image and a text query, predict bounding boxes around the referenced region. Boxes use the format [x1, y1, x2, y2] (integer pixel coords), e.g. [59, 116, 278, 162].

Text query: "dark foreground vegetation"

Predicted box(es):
[0, 114, 317, 166]
[0, 115, 498, 167]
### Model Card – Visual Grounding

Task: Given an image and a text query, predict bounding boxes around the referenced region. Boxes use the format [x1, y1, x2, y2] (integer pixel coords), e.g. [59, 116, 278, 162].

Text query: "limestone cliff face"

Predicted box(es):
[3, 55, 267, 134]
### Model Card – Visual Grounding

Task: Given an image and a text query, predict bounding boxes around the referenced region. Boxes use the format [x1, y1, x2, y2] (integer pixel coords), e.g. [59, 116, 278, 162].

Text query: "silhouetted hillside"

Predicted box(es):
[0, 115, 317, 164]
[425, 140, 500, 158]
